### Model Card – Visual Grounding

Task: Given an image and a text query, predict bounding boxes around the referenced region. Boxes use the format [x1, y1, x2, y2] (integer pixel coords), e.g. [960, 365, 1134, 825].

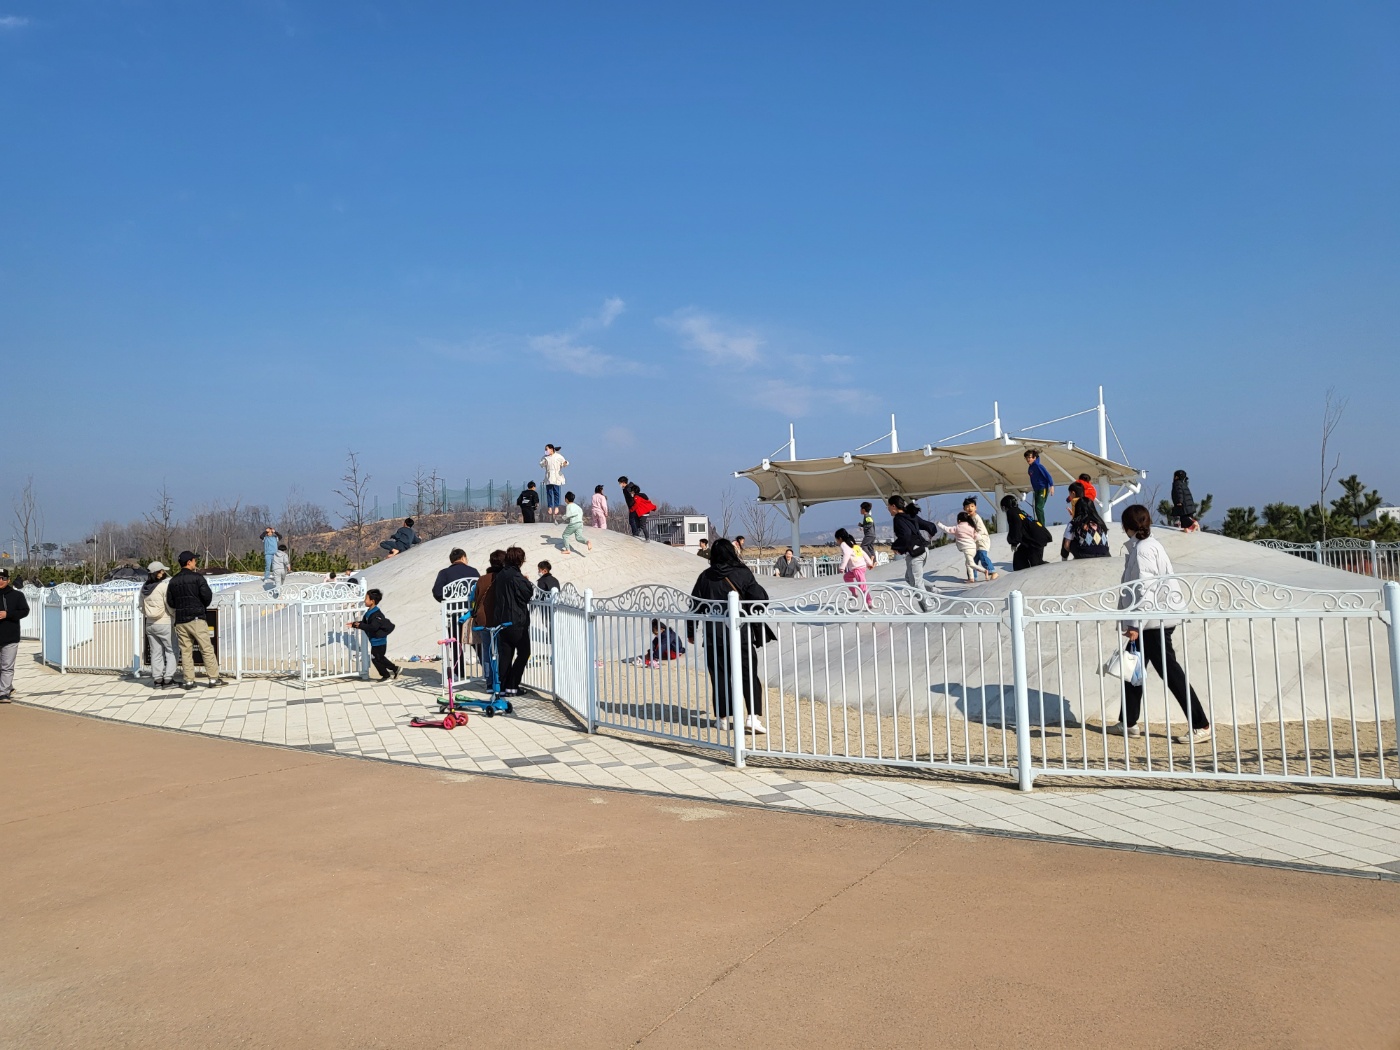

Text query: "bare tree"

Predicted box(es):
[142, 482, 177, 564]
[335, 450, 372, 556]
[407, 466, 433, 518]
[1318, 388, 1348, 542]
[740, 501, 777, 558]
[12, 476, 42, 567]
[717, 486, 736, 539]
[279, 487, 331, 539]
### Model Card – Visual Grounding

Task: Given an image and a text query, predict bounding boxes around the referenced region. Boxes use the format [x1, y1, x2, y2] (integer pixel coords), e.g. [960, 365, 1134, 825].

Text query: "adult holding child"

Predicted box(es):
[540, 444, 568, 520]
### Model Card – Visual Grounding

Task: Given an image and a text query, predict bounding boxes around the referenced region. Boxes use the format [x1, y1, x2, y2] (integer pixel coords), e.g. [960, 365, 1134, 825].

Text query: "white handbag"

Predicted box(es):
[1102, 645, 1143, 686]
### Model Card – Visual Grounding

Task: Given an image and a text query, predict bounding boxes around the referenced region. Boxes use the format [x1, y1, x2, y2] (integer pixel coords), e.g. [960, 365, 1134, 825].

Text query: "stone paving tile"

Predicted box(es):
[9, 646, 1400, 879]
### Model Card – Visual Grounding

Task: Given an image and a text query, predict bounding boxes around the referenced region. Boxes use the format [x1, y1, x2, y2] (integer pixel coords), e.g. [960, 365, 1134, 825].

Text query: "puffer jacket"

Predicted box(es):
[140, 576, 172, 625]
[493, 565, 534, 629]
[0, 585, 30, 646]
[165, 570, 214, 624]
[1118, 535, 1187, 631]
[687, 561, 775, 648]
[1172, 476, 1196, 518]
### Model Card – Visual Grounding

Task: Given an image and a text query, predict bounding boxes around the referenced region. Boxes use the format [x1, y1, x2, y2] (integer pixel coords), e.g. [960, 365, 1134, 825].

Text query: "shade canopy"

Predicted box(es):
[735, 436, 1144, 511]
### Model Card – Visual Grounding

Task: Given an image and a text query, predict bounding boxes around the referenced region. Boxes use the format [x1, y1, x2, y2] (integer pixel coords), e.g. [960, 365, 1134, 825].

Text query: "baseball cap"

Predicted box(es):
[148, 561, 169, 573]
[176, 550, 197, 566]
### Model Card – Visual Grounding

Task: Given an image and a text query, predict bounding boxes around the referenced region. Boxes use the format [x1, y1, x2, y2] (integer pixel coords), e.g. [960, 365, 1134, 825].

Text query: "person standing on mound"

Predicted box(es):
[1172, 470, 1199, 532]
[560, 492, 592, 556]
[540, 445, 568, 520]
[1025, 449, 1054, 525]
[1000, 494, 1052, 570]
[517, 482, 540, 524]
[687, 538, 772, 735]
[590, 485, 609, 529]
[887, 496, 940, 611]
[962, 496, 997, 580]
[1061, 482, 1111, 559]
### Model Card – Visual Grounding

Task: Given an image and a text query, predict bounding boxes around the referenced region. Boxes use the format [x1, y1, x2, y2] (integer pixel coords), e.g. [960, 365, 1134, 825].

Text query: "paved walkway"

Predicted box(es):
[10, 642, 1400, 879]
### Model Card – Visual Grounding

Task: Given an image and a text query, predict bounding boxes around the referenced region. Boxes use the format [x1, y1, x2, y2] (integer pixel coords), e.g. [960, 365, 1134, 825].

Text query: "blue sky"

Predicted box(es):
[3, 1, 1397, 542]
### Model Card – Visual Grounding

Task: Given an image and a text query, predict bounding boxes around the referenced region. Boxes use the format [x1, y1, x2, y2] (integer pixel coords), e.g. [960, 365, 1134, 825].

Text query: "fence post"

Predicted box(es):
[233, 590, 244, 681]
[297, 599, 308, 686]
[1314, 540, 1323, 566]
[1371, 540, 1380, 581]
[1008, 590, 1034, 792]
[728, 590, 746, 769]
[584, 589, 597, 733]
[1385, 583, 1400, 760]
[439, 597, 449, 689]
[130, 593, 142, 676]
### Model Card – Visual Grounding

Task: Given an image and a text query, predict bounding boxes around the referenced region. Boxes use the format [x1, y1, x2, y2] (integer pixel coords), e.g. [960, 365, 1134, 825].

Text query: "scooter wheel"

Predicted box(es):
[442, 714, 456, 730]
[482, 707, 495, 718]
[504, 703, 514, 714]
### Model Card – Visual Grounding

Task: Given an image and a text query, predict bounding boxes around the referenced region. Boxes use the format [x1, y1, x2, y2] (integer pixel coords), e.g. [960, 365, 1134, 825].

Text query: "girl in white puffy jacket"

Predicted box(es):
[1110, 505, 1211, 744]
[935, 513, 997, 583]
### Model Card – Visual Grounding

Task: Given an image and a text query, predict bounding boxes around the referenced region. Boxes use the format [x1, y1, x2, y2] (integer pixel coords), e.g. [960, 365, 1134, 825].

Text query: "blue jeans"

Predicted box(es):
[975, 550, 996, 575]
[545, 484, 563, 509]
[264, 553, 274, 579]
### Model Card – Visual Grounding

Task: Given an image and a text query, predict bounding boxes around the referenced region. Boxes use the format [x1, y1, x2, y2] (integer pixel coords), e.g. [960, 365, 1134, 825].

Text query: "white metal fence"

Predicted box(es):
[746, 553, 891, 579]
[1254, 538, 1400, 581]
[513, 576, 1400, 792]
[39, 579, 369, 684]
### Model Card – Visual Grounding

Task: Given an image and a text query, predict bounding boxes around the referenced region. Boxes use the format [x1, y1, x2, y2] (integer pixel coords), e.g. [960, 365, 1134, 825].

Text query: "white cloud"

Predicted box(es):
[597, 297, 625, 327]
[661, 309, 764, 367]
[529, 332, 636, 377]
[0, 15, 30, 29]
[602, 425, 635, 448]
[746, 378, 879, 419]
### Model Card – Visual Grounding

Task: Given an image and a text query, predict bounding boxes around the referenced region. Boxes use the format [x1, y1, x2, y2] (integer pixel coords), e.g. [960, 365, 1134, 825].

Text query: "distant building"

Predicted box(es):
[1366, 507, 1400, 525]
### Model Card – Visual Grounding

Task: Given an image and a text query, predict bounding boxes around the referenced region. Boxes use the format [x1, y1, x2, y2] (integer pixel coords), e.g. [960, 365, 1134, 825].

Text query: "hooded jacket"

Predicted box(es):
[1005, 507, 1052, 549]
[0, 584, 30, 646]
[166, 570, 214, 625]
[493, 565, 534, 628]
[687, 561, 773, 646]
[1118, 535, 1187, 631]
[140, 576, 173, 625]
[271, 550, 290, 577]
[1172, 475, 1196, 518]
[890, 509, 939, 557]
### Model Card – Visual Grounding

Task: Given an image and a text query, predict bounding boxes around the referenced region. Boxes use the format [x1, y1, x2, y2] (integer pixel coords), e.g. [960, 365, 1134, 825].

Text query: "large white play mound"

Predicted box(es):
[355, 524, 709, 657]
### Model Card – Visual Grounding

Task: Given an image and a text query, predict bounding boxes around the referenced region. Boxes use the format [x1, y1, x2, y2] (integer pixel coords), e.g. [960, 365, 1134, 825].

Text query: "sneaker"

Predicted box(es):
[745, 715, 767, 734]
[717, 716, 732, 730]
[182, 682, 197, 691]
[205, 679, 224, 689]
[0, 694, 11, 704]
[1104, 722, 1144, 738]
[1175, 727, 1212, 744]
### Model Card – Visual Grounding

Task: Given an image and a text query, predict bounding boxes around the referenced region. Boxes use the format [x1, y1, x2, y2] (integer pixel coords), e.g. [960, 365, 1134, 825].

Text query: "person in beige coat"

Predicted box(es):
[140, 562, 177, 689]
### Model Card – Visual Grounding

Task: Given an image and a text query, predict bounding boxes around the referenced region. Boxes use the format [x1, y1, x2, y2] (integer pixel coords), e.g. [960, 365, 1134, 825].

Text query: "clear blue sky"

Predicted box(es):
[3, 1, 1397, 542]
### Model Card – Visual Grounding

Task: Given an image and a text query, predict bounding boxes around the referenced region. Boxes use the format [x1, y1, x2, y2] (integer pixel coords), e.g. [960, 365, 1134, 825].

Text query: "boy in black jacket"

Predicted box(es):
[347, 588, 399, 680]
[517, 483, 540, 524]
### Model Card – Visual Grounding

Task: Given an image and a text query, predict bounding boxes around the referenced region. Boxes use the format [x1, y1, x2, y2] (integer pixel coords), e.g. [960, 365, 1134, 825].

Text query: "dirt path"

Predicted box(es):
[2, 704, 1398, 1049]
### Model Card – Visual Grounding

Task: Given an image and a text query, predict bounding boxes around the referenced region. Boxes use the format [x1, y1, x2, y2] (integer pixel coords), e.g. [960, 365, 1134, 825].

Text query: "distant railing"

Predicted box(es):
[746, 553, 891, 579]
[1253, 538, 1400, 581]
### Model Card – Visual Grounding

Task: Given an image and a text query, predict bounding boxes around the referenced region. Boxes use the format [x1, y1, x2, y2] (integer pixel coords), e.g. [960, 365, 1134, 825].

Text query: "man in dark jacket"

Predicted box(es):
[493, 546, 535, 696]
[516, 483, 540, 524]
[887, 496, 940, 611]
[1172, 470, 1199, 531]
[433, 548, 480, 677]
[0, 568, 30, 701]
[1000, 495, 1052, 570]
[379, 519, 420, 557]
[166, 551, 221, 689]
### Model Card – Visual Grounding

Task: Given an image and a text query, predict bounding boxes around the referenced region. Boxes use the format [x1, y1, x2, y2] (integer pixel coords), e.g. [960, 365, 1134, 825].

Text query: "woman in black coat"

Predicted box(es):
[1171, 470, 1199, 531]
[1000, 495, 1051, 570]
[687, 538, 773, 734]
[493, 546, 536, 695]
[1061, 482, 1111, 559]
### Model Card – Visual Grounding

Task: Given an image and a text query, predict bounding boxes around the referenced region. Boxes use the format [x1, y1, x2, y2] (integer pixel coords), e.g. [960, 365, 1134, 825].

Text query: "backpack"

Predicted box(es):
[632, 494, 657, 516]
[1069, 515, 1110, 558]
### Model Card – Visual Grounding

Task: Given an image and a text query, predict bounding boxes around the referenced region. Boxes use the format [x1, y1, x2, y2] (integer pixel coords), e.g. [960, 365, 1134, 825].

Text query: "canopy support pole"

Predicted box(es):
[788, 423, 796, 461]
[786, 499, 802, 559]
[995, 483, 1007, 535]
[890, 414, 899, 454]
[993, 401, 1002, 439]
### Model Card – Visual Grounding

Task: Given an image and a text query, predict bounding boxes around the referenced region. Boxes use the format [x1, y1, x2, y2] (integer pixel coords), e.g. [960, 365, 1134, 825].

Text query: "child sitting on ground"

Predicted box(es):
[346, 588, 399, 681]
[642, 618, 686, 667]
[935, 513, 998, 583]
[835, 527, 875, 608]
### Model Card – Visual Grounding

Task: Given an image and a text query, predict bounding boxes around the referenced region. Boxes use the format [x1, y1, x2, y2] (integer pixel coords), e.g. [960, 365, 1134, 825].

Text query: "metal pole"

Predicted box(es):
[1096, 385, 1107, 460]
[1371, 540, 1380, 581]
[233, 589, 243, 681]
[788, 422, 796, 461]
[1099, 473, 1113, 524]
[890, 413, 899, 454]
[728, 590, 745, 768]
[131, 593, 142, 677]
[1008, 590, 1034, 791]
[788, 498, 802, 560]
[994, 483, 1007, 536]
[584, 589, 597, 733]
[1385, 583, 1400, 760]
[993, 401, 1002, 440]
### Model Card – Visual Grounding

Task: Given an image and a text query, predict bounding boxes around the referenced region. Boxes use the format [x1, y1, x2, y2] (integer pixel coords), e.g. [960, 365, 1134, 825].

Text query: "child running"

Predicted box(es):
[835, 527, 875, 609]
[560, 491, 592, 556]
[346, 588, 399, 681]
[962, 497, 998, 580]
[935, 513, 997, 583]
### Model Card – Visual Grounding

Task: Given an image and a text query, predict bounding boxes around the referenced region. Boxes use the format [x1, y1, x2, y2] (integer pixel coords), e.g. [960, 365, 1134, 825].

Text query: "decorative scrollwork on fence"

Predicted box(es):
[1024, 573, 1380, 618]
[593, 584, 725, 615]
[441, 578, 478, 602]
[538, 581, 586, 609]
[758, 583, 1000, 618]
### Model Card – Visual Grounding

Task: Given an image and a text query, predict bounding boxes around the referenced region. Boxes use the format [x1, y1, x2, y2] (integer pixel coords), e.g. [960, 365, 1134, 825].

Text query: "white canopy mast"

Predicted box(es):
[743, 388, 1143, 558]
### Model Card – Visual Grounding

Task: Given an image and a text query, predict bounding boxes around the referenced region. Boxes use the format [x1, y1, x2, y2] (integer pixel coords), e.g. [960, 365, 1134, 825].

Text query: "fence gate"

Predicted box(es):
[298, 586, 372, 683]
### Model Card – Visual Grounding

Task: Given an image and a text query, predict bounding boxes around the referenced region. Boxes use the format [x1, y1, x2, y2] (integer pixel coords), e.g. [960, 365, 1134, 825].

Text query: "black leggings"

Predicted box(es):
[702, 631, 762, 720]
[1122, 627, 1210, 729]
[370, 648, 398, 679]
[1012, 544, 1046, 570]
[496, 623, 531, 690]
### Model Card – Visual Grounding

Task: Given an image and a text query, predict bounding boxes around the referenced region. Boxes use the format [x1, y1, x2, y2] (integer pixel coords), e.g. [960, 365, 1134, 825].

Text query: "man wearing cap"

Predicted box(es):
[140, 561, 176, 689]
[166, 551, 222, 689]
[0, 569, 30, 702]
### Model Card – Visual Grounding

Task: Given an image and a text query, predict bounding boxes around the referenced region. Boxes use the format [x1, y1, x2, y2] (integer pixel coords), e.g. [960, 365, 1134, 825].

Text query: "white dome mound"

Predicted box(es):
[355, 524, 709, 658]
[758, 529, 1388, 728]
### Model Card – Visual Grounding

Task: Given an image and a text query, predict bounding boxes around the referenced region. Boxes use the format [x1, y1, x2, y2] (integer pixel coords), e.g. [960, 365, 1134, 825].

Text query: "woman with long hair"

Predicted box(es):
[1060, 481, 1111, 560]
[687, 538, 773, 734]
[1110, 504, 1211, 744]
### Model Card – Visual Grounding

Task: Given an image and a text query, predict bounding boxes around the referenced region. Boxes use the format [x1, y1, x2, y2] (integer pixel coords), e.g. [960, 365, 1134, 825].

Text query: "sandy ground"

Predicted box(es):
[3, 703, 1399, 1049]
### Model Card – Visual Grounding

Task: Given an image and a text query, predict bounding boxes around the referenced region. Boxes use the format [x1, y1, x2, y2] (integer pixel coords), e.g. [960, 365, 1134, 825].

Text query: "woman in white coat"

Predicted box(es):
[1110, 504, 1211, 744]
